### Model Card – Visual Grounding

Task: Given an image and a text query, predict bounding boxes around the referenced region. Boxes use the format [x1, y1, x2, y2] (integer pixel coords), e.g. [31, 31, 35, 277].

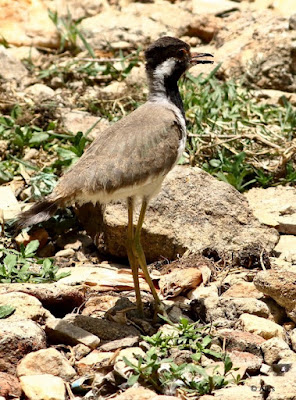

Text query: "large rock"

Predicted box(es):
[211, 10, 296, 92]
[0, 320, 46, 373]
[0, 0, 59, 48]
[80, 1, 192, 49]
[254, 270, 296, 322]
[96, 167, 278, 264]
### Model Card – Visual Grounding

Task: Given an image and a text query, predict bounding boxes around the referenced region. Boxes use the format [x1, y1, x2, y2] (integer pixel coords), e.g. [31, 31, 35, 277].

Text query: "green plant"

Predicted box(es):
[180, 66, 296, 190]
[48, 9, 95, 57]
[124, 318, 241, 396]
[0, 305, 15, 319]
[0, 240, 70, 283]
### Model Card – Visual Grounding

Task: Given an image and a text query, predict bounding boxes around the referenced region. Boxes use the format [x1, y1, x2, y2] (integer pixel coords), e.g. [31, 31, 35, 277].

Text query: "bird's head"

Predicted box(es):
[145, 36, 213, 81]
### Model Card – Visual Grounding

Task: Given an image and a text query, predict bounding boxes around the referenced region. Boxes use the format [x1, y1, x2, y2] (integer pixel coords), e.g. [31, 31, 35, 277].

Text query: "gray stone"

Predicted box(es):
[0, 47, 28, 81]
[20, 374, 66, 400]
[0, 320, 46, 373]
[45, 318, 100, 349]
[96, 166, 278, 263]
[17, 348, 76, 381]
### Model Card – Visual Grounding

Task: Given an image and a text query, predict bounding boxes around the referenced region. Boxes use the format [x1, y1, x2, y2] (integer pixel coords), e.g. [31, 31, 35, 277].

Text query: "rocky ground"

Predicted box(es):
[0, 0, 296, 399]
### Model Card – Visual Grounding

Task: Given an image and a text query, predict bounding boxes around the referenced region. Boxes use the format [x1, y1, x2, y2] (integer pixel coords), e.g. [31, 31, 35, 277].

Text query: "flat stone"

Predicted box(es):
[238, 313, 286, 340]
[100, 336, 140, 352]
[64, 314, 141, 341]
[45, 318, 100, 349]
[20, 374, 66, 400]
[0, 320, 46, 373]
[17, 348, 76, 381]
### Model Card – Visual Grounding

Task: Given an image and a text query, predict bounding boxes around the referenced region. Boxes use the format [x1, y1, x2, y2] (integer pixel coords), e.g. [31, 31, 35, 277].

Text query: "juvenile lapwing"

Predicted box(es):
[17, 37, 213, 312]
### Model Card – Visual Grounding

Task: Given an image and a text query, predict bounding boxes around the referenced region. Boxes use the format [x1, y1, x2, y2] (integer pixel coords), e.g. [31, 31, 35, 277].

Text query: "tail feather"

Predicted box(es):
[15, 198, 60, 231]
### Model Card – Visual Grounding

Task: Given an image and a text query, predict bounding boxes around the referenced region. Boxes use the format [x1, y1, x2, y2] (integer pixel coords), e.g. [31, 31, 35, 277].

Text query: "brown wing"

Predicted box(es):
[54, 102, 182, 198]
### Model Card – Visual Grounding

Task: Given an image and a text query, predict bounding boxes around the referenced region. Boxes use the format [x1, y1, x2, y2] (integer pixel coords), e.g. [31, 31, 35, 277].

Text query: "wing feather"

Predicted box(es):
[54, 103, 183, 199]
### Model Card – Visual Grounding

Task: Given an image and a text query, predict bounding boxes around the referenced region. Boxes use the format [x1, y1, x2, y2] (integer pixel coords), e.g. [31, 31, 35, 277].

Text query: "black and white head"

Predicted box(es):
[145, 36, 213, 113]
[145, 36, 213, 84]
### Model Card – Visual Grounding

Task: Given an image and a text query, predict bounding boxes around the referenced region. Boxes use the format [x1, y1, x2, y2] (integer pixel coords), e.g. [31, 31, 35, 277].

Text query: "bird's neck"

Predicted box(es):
[146, 63, 185, 118]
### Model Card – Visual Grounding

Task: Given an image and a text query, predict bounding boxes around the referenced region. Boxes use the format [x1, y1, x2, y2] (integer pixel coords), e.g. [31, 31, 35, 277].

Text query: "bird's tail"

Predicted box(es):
[15, 197, 62, 231]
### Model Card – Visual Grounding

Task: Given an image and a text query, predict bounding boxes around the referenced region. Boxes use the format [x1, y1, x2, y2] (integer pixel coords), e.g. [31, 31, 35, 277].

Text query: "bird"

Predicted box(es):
[16, 36, 213, 313]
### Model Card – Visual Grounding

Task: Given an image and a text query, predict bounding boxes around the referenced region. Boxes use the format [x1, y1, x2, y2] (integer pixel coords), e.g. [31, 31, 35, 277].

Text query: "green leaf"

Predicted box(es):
[127, 373, 140, 386]
[24, 240, 40, 257]
[0, 305, 15, 319]
[29, 132, 49, 145]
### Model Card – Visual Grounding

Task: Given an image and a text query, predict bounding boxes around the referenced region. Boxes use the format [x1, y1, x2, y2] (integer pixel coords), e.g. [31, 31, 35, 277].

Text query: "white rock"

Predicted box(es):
[17, 348, 76, 381]
[238, 313, 286, 340]
[20, 374, 66, 400]
[25, 84, 55, 102]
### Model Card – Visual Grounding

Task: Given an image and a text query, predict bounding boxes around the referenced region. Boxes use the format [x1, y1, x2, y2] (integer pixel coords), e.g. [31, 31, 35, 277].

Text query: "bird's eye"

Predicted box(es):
[177, 48, 187, 59]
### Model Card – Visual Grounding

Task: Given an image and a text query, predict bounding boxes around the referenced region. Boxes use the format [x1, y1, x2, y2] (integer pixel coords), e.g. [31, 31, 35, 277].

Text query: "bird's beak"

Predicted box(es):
[190, 52, 214, 65]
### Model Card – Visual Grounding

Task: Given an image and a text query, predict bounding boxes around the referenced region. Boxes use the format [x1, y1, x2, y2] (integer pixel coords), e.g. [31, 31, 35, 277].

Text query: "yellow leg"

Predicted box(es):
[126, 197, 143, 313]
[132, 197, 161, 307]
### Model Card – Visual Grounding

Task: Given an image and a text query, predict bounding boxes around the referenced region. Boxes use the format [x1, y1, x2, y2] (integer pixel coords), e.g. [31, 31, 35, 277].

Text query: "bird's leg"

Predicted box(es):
[132, 197, 162, 309]
[126, 197, 143, 313]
